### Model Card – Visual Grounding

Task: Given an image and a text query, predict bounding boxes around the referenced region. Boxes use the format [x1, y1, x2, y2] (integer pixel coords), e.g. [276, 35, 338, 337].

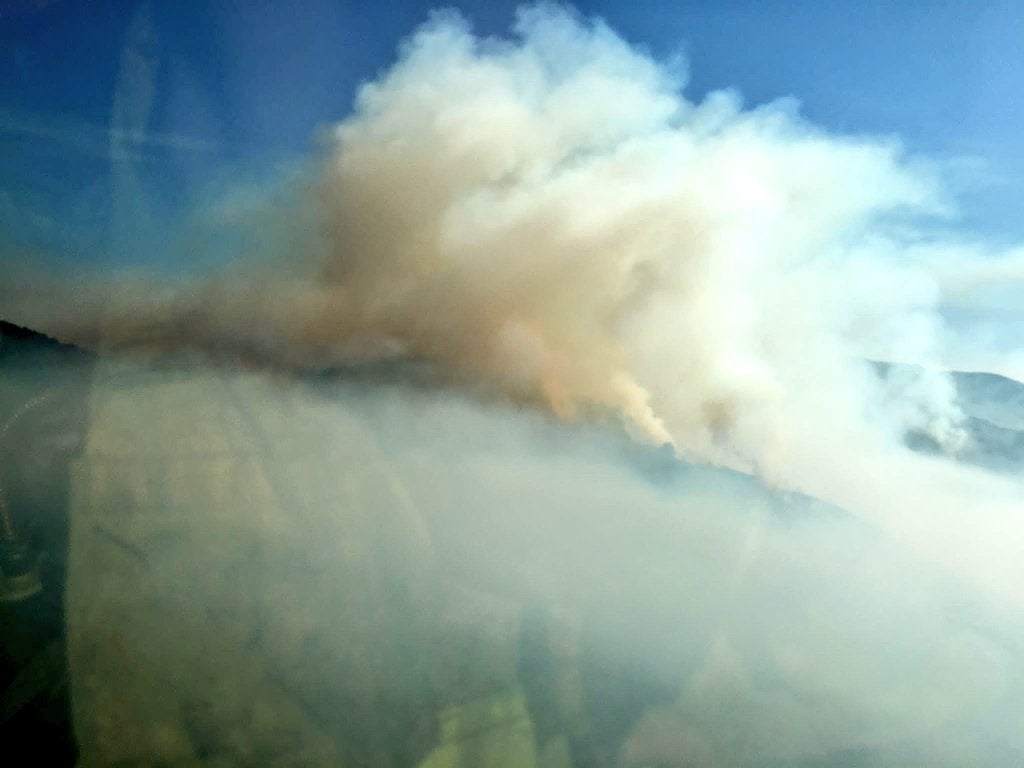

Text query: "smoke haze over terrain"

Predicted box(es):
[5, 5, 1024, 763]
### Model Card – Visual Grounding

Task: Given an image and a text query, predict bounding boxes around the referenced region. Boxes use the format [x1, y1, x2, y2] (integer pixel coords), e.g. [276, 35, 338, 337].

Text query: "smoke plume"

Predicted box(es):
[4, 4, 1024, 604]
[9, 5, 1024, 764]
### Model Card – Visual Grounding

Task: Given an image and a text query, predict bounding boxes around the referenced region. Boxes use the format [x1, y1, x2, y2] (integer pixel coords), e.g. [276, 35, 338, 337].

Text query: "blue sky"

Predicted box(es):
[2, 0, 1023, 263]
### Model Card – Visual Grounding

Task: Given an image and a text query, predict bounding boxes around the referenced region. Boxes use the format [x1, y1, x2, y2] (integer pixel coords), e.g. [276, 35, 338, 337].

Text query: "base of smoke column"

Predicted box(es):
[0, 539, 43, 603]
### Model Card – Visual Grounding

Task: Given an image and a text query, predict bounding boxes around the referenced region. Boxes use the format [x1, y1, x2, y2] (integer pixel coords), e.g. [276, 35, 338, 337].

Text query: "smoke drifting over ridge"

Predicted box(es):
[10, 5, 1024, 764]
[5, 6, 1024, 601]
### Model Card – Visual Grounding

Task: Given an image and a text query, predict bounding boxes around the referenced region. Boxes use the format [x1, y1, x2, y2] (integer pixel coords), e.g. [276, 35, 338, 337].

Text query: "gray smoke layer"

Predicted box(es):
[56, 360, 1024, 766]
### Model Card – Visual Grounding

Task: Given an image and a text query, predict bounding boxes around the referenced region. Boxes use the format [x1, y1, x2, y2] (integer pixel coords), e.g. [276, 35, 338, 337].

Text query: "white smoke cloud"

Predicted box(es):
[8, 5, 1024, 764]
[4, 1, 1024, 618]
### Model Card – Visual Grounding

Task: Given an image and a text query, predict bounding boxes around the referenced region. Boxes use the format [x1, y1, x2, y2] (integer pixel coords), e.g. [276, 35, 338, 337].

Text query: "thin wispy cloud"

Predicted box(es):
[0, 107, 218, 161]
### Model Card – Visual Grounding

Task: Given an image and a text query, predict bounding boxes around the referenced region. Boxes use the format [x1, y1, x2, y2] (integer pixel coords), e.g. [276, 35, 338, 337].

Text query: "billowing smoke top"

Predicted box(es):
[5, 4, 1024, 605]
